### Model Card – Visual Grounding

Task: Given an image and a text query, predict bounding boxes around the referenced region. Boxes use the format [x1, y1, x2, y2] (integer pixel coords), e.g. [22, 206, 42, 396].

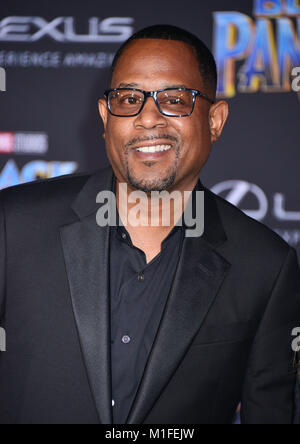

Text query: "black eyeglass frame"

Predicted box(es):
[104, 87, 215, 118]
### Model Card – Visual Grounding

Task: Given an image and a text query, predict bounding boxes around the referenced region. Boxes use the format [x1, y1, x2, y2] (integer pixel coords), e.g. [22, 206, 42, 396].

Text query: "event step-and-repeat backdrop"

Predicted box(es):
[0, 0, 299, 258]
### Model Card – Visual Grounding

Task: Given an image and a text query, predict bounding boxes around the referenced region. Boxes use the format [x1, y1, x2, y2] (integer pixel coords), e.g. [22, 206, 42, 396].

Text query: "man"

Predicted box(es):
[0, 25, 299, 425]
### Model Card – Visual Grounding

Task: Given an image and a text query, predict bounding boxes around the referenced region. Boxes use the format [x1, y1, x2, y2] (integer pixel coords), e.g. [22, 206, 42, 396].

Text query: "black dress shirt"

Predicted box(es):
[109, 213, 184, 424]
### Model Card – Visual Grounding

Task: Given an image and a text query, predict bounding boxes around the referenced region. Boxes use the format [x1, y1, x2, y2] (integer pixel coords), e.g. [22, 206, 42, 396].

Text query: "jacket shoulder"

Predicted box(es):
[0, 171, 92, 205]
[0, 166, 113, 225]
[209, 189, 290, 260]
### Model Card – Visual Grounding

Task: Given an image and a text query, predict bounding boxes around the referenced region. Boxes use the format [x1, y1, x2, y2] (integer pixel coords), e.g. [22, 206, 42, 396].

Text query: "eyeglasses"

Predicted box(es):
[104, 88, 215, 118]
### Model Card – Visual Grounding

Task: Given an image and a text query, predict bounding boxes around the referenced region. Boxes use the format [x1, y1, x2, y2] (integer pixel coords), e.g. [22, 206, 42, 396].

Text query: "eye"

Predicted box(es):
[161, 96, 186, 106]
[119, 95, 142, 105]
[169, 97, 184, 105]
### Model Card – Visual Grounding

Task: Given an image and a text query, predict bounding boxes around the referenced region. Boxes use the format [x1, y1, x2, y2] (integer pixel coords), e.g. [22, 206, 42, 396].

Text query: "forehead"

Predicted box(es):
[111, 39, 203, 90]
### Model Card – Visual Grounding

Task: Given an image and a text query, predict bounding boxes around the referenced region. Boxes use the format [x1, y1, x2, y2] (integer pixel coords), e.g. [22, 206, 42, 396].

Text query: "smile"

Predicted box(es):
[135, 145, 172, 153]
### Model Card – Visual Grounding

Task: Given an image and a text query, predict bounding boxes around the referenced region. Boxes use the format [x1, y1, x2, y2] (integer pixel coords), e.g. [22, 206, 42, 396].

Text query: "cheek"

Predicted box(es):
[105, 119, 129, 152]
[175, 116, 211, 172]
[178, 116, 210, 152]
[191, 111, 210, 136]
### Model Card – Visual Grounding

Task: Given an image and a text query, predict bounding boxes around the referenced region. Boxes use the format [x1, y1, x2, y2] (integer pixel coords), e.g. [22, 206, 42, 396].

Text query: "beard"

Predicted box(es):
[127, 164, 178, 192]
[126, 146, 180, 192]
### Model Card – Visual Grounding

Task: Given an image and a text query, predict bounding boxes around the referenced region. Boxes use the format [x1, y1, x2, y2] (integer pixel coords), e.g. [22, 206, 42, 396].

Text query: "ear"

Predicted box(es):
[209, 100, 229, 143]
[98, 98, 108, 137]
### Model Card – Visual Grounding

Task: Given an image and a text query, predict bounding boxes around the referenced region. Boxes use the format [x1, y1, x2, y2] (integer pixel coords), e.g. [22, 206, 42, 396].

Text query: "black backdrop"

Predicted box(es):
[0, 0, 299, 259]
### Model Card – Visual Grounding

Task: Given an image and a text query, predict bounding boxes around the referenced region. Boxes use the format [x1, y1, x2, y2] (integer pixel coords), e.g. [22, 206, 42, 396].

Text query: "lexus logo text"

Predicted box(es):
[211, 180, 300, 222]
[0, 16, 135, 43]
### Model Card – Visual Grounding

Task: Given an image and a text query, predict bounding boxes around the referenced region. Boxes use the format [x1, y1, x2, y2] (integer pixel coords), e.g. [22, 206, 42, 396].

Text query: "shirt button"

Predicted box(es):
[112, 400, 115, 407]
[122, 233, 127, 240]
[138, 274, 145, 282]
[122, 335, 131, 344]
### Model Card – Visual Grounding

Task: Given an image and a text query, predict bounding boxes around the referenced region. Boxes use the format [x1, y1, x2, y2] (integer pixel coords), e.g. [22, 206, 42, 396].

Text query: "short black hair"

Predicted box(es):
[110, 24, 217, 98]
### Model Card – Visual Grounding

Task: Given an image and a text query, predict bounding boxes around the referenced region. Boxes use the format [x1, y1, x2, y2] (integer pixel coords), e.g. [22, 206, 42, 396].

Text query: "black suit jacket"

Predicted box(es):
[0, 166, 299, 424]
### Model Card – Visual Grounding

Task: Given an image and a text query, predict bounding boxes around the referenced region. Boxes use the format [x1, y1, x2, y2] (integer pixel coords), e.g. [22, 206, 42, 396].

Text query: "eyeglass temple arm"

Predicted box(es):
[194, 91, 215, 104]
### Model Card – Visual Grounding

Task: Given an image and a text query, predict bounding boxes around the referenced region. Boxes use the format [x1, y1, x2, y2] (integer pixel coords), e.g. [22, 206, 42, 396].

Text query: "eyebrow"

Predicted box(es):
[117, 82, 189, 89]
[118, 83, 139, 88]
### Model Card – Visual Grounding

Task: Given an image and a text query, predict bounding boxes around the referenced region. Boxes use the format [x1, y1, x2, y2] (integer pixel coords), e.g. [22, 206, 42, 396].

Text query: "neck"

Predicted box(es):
[115, 175, 199, 263]
[116, 175, 199, 230]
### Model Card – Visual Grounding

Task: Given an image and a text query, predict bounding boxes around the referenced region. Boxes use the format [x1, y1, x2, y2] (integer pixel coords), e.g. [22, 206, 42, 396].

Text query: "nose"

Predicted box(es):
[134, 95, 168, 130]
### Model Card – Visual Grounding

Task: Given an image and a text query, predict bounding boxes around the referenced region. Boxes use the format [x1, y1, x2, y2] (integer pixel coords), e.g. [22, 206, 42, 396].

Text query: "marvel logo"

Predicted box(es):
[0, 132, 14, 153]
[0, 131, 48, 155]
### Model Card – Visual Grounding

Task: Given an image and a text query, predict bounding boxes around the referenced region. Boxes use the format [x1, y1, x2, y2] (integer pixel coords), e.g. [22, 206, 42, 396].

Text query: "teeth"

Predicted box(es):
[136, 145, 172, 153]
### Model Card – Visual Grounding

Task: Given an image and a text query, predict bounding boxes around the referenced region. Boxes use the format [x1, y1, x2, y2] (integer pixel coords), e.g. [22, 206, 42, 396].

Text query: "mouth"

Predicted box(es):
[135, 144, 172, 153]
[131, 141, 173, 160]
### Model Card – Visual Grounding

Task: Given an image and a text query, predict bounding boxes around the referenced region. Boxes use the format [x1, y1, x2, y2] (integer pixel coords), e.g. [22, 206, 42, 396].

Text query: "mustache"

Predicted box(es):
[125, 134, 178, 150]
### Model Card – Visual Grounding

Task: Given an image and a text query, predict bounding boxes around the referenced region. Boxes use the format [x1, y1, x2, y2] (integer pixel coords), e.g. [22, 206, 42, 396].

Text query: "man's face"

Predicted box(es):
[99, 39, 228, 192]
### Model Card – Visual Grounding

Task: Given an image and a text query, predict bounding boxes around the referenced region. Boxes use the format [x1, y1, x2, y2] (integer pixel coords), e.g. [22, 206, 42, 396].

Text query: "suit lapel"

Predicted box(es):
[60, 167, 114, 424]
[126, 188, 231, 424]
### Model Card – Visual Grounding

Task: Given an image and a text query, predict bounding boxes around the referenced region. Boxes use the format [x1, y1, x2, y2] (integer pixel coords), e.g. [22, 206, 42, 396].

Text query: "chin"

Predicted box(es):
[127, 172, 177, 193]
[126, 159, 179, 192]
